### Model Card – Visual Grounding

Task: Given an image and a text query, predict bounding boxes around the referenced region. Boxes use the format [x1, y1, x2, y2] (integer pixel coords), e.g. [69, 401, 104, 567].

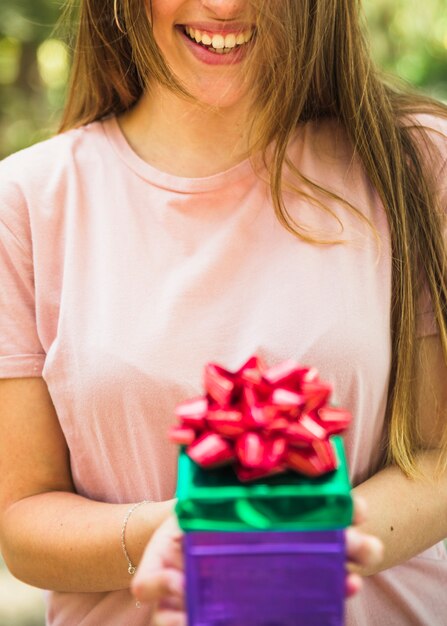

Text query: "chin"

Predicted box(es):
[186, 82, 249, 111]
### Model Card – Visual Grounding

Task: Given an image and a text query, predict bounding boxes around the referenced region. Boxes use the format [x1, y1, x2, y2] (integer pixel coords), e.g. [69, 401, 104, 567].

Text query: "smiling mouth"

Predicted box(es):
[180, 25, 255, 55]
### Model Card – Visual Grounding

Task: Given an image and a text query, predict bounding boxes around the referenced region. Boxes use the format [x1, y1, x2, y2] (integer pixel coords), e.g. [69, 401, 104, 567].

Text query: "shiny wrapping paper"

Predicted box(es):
[175, 436, 351, 532]
[185, 530, 345, 626]
[170, 355, 351, 482]
[172, 356, 353, 626]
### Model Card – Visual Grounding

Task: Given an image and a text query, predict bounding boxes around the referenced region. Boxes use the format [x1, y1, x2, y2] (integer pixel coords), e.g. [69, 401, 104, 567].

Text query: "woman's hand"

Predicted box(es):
[345, 495, 384, 594]
[132, 514, 185, 626]
[132, 495, 383, 626]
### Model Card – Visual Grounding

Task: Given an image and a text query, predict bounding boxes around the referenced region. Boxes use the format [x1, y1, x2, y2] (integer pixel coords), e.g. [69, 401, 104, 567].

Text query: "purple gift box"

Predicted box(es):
[185, 530, 345, 626]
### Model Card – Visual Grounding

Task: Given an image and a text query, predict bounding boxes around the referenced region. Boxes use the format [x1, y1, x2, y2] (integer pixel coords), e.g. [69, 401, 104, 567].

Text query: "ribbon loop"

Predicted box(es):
[170, 355, 352, 481]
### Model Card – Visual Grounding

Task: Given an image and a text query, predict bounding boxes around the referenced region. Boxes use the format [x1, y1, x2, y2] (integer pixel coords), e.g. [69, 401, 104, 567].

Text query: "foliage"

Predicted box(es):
[364, 0, 447, 99]
[0, 0, 446, 159]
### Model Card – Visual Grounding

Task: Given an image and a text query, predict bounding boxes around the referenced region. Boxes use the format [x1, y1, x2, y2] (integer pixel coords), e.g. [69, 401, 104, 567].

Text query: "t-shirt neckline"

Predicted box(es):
[101, 115, 256, 193]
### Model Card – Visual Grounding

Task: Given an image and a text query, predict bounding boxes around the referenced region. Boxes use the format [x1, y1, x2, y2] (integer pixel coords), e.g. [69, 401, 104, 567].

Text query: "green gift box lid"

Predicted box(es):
[175, 436, 353, 532]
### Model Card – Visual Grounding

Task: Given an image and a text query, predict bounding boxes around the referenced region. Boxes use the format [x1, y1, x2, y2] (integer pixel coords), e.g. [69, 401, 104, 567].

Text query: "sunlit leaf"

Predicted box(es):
[37, 38, 69, 88]
[0, 37, 20, 85]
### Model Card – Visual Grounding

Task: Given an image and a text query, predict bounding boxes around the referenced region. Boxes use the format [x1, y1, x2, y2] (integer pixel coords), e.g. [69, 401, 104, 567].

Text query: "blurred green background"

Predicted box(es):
[0, 0, 447, 160]
[0, 0, 447, 624]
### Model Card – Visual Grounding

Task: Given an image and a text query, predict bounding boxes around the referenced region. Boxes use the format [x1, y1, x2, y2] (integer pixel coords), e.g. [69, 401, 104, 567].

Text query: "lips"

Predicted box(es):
[176, 24, 255, 65]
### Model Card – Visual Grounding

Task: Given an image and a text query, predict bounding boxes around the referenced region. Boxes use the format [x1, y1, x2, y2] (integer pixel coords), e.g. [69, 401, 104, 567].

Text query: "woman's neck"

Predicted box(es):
[117, 87, 253, 178]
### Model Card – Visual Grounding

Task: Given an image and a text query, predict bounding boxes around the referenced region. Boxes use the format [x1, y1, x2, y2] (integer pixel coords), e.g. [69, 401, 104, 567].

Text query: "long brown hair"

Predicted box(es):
[58, 0, 447, 477]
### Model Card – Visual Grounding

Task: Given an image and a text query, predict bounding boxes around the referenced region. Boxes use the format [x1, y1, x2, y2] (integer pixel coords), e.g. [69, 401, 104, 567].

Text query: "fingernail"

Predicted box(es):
[169, 576, 184, 596]
[368, 537, 384, 561]
[347, 528, 362, 549]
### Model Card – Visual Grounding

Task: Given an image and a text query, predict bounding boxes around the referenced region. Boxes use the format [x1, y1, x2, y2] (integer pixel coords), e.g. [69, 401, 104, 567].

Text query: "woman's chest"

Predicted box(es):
[38, 196, 392, 486]
[41, 201, 391, 412]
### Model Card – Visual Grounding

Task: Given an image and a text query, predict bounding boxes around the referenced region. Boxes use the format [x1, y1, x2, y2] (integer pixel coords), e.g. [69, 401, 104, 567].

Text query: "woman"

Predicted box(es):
[0, 0, 446, 625]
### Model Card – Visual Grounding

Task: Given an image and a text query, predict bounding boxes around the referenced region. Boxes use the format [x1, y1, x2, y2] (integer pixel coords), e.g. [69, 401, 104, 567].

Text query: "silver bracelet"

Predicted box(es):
[121, 500, 151, 575]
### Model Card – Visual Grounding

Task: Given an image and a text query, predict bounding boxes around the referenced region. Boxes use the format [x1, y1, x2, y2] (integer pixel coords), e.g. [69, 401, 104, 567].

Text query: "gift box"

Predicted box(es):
[184, 530, 345, 626]
[175, 438, 351, 626]
[171, 356, 353, 626]
[176, 436, 352, 532]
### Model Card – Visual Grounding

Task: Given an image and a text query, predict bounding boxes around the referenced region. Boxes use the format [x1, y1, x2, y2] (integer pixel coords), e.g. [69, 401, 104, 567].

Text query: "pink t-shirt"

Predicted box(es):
[0, 114, 446, 626]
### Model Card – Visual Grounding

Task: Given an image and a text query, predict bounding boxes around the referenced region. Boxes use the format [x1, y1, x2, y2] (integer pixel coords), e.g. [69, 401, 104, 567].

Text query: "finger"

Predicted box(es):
[345, 572, 363, 598]
[139, 517, 184, 573]
[165, 534, 185, 572]
[352, 494, 368, 525]
[159, 594, 186, 612]
[346, 528, 384, 571]
[157, 517, 184, 571]
[151, 609, 187, 626]
[132, 568, 185, 603]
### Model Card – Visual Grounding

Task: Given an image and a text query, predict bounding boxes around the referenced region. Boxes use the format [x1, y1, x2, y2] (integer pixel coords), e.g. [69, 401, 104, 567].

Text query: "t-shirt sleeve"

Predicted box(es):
[0, 167, 45, 377]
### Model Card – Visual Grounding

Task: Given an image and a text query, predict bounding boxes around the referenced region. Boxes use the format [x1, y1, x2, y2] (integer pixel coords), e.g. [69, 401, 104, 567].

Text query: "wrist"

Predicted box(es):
[124, 499, 176, 574]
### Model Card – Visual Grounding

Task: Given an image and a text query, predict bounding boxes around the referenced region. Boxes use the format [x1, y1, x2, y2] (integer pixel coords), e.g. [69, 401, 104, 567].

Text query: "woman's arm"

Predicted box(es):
[353, 334, 447, 576]
[0, 377, 174, 593]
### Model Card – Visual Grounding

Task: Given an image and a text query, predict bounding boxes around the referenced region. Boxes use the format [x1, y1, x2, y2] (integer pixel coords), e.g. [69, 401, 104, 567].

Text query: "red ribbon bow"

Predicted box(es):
[170, 356, 351, 482]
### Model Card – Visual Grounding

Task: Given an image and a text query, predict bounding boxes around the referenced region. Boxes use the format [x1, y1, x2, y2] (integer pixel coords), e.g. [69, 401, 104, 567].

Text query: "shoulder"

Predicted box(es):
[402, 112, 447, 168]
[405, 113, 447, 208]
[301, 113, 447, 162]
[0, 120, 107, 226]
[0, 120, 106, 242]
[402, 112, 447, 137]
[0, 120, 106, 202]
[295, 113, 447, 191]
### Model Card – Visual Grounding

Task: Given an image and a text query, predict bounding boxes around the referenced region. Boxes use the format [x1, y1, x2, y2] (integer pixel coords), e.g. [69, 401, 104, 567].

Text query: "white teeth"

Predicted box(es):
[243, 30, 253, 44]
[183, 26, 254, 50]
[224, 34, 236, 48]
[202, 33, 212, 46]
[211, 34, 225, 49]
